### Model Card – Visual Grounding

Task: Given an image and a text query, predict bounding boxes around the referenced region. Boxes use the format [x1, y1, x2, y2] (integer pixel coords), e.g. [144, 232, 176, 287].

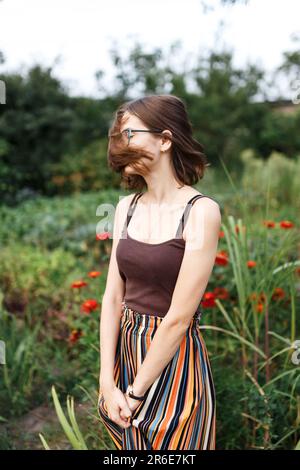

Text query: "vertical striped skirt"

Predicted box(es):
[97, 302, 216, 450]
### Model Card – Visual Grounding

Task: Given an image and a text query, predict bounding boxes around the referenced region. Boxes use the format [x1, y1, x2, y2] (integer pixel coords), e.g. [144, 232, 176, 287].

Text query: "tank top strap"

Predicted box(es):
[175, 194, 215, 239]
[121, 192, 144, 237]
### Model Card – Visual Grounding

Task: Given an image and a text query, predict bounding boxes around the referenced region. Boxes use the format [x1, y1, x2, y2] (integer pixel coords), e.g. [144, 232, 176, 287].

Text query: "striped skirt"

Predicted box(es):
[97, 302, 216, 450]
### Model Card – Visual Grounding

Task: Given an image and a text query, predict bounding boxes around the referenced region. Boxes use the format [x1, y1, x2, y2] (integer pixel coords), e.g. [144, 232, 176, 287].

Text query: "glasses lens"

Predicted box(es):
[121, 129, 131, 145]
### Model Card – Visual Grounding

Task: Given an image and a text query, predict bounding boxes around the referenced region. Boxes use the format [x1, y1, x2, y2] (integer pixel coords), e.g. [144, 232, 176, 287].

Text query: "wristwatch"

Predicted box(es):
[126, 384, 146, 401]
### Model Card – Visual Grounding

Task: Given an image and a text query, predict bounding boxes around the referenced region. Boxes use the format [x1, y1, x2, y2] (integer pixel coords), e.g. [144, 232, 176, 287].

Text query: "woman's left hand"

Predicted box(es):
[119, 394, 142, 422]
[127, 394, 142, 412]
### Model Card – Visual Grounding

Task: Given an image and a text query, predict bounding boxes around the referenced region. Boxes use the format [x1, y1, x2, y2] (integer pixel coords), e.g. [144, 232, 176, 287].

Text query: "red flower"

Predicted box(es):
[263, 220, 275, 228]
[213, 287, 230, 300]
[279, 220, 294, 229]
[68, 329, 83, 344]
[71, 280, 88, 289]
[255, 303, 264, 314]
[96, 231, 112, 240]
[201, 292, 216, 308]
[81, 299, 99, 314]
[88, 271, 102, 278]
[215, 250, 229, 266]
[219, 230, 225, 238]
[247, 260, 256, 268]
[295, 267, 300, 276]
[271, 287, 285, 301]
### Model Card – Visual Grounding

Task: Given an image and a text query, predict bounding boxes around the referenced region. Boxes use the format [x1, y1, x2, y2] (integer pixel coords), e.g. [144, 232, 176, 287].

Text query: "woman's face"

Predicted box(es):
[120, 111, 169, 175]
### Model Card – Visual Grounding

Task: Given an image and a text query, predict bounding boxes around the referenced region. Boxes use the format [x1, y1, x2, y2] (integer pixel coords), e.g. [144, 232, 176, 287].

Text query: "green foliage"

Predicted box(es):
[0, 66, 110, 204]
[0, 215, 109, 423]
[240, 150, 300, 206]
[0, 304, 43, 417]
[39, 386, 88, 450]
[213, 365, 252, 449]
[46, 139, 121, 194]
[0, 66, 76, 202]
[0, 190, 118, 253]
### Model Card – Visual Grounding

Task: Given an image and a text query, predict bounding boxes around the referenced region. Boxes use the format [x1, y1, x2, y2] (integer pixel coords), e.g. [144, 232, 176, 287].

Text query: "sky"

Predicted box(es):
[0, 0, 299, 99]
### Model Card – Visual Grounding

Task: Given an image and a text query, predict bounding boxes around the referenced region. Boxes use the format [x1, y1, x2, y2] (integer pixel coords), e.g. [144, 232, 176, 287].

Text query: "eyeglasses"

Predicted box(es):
[109, 127, 163, 146]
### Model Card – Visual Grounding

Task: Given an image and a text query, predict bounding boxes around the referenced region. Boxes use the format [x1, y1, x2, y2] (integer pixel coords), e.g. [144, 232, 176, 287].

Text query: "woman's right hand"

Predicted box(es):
[101, 385, 132, 429]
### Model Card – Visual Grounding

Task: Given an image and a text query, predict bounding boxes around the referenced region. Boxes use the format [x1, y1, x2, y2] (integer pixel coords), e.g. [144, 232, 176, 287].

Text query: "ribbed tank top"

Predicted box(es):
[116, 191, 216, 318]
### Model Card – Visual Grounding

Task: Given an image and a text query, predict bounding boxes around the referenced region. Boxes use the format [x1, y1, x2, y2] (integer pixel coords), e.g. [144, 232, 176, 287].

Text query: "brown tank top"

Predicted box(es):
[116, 191, 216, 318]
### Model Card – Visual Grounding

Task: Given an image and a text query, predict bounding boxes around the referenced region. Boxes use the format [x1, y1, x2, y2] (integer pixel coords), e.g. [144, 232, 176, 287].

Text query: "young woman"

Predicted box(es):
[97, 94, 221, 450]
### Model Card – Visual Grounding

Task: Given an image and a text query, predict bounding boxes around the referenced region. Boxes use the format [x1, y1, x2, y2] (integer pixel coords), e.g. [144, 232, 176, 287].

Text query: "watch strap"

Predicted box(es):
[126, 384, 146, 401]
[128, 391, 145, 401]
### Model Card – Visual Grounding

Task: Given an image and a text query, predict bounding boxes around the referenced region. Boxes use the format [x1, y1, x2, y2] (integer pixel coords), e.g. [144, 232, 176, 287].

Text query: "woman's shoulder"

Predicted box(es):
[196, 193, 220, 207]
[117, 192, 139, 210]
[183, 194, 222, 246]
[188, 194, 221, 224]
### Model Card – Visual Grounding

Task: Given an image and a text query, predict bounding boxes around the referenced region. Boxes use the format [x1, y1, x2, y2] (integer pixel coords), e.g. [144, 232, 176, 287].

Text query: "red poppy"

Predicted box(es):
[68, 329, 83, 343]
[213, 287, 230, 300]
[279, 220, 294, 229]
[255, 303, 264, 314]
[215, 250, 229, 266]
[247, 260, 256, 268]
[71, 280, 88, 289]
[96, 232, 112, 240]
[88, 271, 102, 278]
[81, 299, 99, 314]
[295, 267, 300, 276]
[271, 287, 285, 301]
[201, 292, 216, 308]
[219, 230, 225, 238]
[263, 220, 275, 228]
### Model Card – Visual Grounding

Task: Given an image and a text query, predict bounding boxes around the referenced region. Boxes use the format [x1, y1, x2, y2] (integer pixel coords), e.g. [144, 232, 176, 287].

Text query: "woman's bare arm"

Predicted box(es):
[99, 193, 135, 392]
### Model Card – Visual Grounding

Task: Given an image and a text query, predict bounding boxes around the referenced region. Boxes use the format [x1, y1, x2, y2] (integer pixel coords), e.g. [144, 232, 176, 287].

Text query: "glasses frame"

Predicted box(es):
[109, 127, 163, 146]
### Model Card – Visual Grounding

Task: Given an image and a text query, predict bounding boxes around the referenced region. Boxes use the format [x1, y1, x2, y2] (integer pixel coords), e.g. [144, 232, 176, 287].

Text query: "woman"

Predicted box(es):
[97, 94, 221, 450]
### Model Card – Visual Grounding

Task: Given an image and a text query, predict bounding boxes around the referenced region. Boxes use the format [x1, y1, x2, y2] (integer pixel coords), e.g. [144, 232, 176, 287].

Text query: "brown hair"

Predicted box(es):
[107, 94, 209, 190]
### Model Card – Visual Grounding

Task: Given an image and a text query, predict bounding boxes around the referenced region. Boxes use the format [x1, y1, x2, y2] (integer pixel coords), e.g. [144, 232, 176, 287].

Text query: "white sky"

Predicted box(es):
[0, 0, 299, 99]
